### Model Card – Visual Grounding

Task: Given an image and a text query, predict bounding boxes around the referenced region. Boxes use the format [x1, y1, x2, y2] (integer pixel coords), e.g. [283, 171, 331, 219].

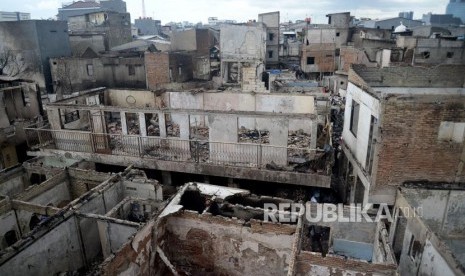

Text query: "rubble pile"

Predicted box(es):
[166, 122, 180, 137]
[144, 146, 171, 160]
[288, 129, 311, 147]
[107, 121, 122, 134]
[275, 187, 307, 202]
[126, 118, 140, 135]
[288, 129, 312, 162]
[144, 141, 173, 160]
[293, 151, 332, 174]
[191, 141, 210, 162]
[238, 127, 270, 144]
[146, 115, 160, 136]
[330, 95, 344, 150]
[190, 126, 209, 140]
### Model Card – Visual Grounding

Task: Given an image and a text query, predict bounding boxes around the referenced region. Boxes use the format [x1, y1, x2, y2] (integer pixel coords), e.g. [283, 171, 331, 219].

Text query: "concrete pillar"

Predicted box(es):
[120, 112, 128, 135]
[139, 112, 147, 137]
[237, 62, 242, 83]
[159, 112, 166, 138]
[161, 171, 172, 186]
[91, 110, 106, 134]
[47, 109, 62, 130]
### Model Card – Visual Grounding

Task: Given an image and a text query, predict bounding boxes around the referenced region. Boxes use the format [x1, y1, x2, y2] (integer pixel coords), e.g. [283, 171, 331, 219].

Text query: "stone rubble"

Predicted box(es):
[238, 127, 270, 144]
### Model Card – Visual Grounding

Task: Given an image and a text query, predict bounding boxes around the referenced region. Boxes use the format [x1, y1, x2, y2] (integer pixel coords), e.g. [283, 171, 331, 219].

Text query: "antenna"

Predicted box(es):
[142, 0, 146, 18]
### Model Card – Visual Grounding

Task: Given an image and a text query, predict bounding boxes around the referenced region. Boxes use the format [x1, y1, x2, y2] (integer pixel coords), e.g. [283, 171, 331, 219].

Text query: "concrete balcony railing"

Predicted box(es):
[24, 127, 331, 175]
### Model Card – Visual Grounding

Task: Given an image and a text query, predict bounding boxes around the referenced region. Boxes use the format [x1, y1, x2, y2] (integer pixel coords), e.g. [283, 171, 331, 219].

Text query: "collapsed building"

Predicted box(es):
[220, 23, 268, 92]
[0, 77, 43, 169]
[0, 157, 398, 275]
[24, 87, 333, 189]
[0, 157, 163, 275]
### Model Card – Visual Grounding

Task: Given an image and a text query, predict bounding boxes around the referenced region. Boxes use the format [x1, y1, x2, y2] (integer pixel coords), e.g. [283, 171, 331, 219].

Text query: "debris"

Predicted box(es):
[293, 151, 332, 174]
[166, 122, 180, 137]
[146, 114, 160, 136]
[238, 127, 269, 144]
[288, 129, 311, 147]
[190, 126, 209, 140]
[265, 161, 286, 171]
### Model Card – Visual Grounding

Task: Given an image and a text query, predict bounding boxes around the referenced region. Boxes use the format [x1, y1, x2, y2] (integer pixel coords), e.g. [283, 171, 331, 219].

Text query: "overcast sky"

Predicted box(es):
[0, 0, 450, 24]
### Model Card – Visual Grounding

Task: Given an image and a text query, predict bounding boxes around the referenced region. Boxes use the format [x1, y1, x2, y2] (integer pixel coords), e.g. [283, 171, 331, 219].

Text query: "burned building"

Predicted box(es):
[0, 156, 399, 275]
[0, 77, 42, 169]
[68, 11, 132, 54]
[145, 52, 194, 90]
[258, 11, 280, 69]
[170, 28, 218, 81]
[24, 87, 332, 188]
[0, 20, 72, 95]
[0, 158, 163, 275]
[390, 182, 465, 275]
[220, 23, 268, 92]
[50, 55, 147, 96]
[338, 64, 465, 205]
[301, 13, 351, 79]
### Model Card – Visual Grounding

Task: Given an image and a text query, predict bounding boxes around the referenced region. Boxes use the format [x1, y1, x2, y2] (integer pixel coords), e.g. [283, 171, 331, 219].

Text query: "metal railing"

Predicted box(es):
[25, 128, 329, 173]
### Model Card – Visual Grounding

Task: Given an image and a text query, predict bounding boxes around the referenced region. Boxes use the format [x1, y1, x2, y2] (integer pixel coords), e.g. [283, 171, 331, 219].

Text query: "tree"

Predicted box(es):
[0, 48, 28, 77]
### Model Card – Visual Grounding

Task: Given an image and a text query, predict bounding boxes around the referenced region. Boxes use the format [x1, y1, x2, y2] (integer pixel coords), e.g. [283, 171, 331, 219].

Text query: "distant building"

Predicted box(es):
[207, 17, 236, 25]
[422, 13, 462, 26]
[301, 12, 351, 78]
[258, 11, 280, 69]
[446, 0, 465, 24]
[100, 0, 126, 13]
[0, 11, 30, 21]
[359, 17, 423, 30]
[398, 11, 413, 20]
[134, 17, 161, 35]
[57, 0, 127, 21]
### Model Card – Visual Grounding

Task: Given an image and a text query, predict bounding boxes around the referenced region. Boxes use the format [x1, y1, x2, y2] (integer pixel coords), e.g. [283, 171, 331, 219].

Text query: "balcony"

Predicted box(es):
[24, 124, 332, 190]
[25, 126, 330, 172]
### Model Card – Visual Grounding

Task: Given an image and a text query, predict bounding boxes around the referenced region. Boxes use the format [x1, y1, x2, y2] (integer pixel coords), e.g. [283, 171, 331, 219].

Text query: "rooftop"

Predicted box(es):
[60, 1, 101, 9]
[350, 64, 465, 89]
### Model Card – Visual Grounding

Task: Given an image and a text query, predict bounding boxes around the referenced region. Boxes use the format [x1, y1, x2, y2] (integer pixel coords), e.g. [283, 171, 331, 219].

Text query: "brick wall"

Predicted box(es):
[296, 251, 397, 275]
[340, 47, 377, 73]
[301, 43, 336, 73]
[374, 95, 465, 192]
[242, 65, 267, 92]
[169, 53, 193, 83]
[68, 168, 111, 198]
[145, 52, 170, 90]
[157, 211, 295, 275]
